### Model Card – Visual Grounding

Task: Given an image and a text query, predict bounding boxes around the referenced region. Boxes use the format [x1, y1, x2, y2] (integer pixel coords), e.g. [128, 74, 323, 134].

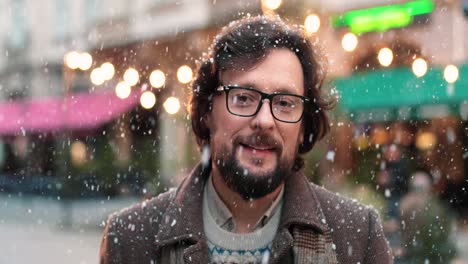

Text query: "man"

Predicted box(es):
[100, 15, 392, 264]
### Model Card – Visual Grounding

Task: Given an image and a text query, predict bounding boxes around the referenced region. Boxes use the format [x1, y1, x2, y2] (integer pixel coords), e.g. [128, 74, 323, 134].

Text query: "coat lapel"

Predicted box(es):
[271, 172, 338, 264]
[183, 240, 210, 263]
[280, 172, 328, 231]
[268, 228, 294, 263]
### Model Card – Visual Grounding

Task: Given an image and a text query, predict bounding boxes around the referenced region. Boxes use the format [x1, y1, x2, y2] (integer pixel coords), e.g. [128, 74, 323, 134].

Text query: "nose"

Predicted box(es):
[250, 100, 275, 130]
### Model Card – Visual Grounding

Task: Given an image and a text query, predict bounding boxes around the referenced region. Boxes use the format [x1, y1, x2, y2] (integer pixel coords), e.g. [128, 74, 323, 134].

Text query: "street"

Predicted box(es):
[0, 222, 101, 264]
[0, 194, 138, 264]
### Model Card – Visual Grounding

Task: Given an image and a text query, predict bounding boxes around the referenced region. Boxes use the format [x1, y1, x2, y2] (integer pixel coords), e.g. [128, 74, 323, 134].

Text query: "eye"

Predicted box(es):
[230, 89, 258, 106]
[275, 96, 296, 108]
[278, 99, 294, 107]
[234, 94, 252, 103]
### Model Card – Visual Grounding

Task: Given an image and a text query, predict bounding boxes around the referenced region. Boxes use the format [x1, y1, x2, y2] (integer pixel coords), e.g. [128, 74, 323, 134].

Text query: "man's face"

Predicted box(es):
[206, 48, 304, 199]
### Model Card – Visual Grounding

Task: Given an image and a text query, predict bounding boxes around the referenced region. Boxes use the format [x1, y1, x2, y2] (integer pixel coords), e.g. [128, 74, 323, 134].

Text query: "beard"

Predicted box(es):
[212, 133, 295, 200]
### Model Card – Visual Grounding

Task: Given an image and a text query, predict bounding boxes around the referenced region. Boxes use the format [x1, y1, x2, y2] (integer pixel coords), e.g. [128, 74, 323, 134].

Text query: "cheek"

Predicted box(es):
[209, 120, 236, 148]
[210, 113, 246, 140]
[280, 127, 303, 153]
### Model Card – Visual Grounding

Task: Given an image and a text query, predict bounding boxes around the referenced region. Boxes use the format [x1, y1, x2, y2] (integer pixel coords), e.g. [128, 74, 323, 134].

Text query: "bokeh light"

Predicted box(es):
[78, 52, 93, 71]
[262, 0, 281, 10]
[444, 64, 459, 84]
[163, 97, 181, 115]
[341, 33, 358, 52]
[140, 91, 156, 109]
[177, 65, 193, 84]
[124, 68, 140, 86]
[150, 70, 166, 88]
[64, 51, 80, 70]
[101, 62, 115, 81]
[115, 81, 131, 99]
[70, 141, 87, 165]
[304, 14, 320, 33]
[378, 47, 393, 67]
[90, 68, 105, 86]
[412, 58, 428, 78]
[416, 131, 437, 150]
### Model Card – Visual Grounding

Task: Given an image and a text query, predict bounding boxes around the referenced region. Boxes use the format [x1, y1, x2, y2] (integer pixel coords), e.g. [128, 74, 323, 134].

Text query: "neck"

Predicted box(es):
[211, 165, 284, 233]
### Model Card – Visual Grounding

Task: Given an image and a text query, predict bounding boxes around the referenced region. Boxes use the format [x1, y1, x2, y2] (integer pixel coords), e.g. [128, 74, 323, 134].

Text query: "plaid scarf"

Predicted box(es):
[292, 226, 338, 264]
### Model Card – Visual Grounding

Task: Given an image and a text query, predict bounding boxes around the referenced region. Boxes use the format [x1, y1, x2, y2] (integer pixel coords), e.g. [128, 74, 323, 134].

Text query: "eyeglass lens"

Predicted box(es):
[227, 88, 304, 122]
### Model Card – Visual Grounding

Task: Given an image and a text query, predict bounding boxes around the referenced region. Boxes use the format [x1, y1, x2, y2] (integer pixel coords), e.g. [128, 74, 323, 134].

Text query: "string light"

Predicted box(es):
[101, 62, 115, 81]
[177, 65, 193, 84]
[305, 14, 321, 33]
[412, 58, 428, 78]
[163, 97, 181, 114]
[64, 51, 81, 70]
[262, 0, 281, 10]
[444, 64, 459, 84]
[90, 68, 105, 86]
[115, 82, 131, 99]
[124, 68, 140, 86]
[78, 52, 93, 71]
[342, 33, 358, 52]
[150, 70, 166, 88]
[140, 91, 156, 109]
[378, 47, 393, 67]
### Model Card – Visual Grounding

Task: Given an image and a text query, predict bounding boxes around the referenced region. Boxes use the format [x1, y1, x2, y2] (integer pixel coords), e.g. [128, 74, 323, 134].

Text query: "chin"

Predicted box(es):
[236, 149, 278, 169]
[214, 143, 292, 199]
[240, 160, 276, 176]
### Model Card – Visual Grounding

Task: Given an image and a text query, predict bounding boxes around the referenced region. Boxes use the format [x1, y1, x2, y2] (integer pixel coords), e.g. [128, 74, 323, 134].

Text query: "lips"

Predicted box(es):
[240, 143, 275, 152]
[239, 143, 277, 158]
[234, 134, 282, 158]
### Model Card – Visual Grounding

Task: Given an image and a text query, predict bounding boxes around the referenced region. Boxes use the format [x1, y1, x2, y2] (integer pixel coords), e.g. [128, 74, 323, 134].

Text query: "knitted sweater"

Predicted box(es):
[202, 181, 282, 264]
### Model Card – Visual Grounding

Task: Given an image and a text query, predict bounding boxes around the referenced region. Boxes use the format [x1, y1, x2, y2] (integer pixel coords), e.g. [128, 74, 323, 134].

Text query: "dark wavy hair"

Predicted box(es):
[189, 15, 334, 171]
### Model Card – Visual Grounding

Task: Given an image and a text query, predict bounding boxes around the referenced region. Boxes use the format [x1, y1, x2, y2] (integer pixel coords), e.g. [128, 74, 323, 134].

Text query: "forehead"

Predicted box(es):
[219, 48, 304, 95]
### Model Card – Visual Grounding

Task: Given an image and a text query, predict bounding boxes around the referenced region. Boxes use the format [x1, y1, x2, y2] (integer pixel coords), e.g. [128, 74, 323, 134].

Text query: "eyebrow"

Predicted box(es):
[233, 82, 301, 95]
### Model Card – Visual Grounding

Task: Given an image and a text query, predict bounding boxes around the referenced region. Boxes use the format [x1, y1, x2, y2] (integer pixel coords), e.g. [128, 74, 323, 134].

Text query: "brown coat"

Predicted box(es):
[100, 164, 393, 263]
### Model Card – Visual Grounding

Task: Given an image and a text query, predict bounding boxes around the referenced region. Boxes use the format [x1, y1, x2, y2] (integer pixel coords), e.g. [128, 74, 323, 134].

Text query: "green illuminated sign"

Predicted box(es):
[332, 0, 435, 34]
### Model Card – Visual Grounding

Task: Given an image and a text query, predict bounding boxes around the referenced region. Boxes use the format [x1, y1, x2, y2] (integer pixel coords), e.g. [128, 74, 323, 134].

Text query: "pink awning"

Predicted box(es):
[0, 90, 141, 135]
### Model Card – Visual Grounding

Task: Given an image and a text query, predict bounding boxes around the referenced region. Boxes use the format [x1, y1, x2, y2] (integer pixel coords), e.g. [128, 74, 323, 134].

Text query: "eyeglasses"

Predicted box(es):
[216, 85, 310, 123]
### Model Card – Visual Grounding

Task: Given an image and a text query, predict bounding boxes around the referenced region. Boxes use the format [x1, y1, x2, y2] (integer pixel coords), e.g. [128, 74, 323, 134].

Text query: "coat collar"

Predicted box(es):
[280, 171, 328, 233]
[154, 162, 328, 262]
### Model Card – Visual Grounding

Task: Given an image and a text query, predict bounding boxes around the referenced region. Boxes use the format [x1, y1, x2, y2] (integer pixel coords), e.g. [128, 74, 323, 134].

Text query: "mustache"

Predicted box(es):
[233, 133, 283, 153]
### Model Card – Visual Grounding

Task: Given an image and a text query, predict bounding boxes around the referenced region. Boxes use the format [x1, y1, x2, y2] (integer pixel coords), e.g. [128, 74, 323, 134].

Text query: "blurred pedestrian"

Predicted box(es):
[399, 170, 457, 263]
[383, 144, 409, 218]
[99, 15, 392, 264]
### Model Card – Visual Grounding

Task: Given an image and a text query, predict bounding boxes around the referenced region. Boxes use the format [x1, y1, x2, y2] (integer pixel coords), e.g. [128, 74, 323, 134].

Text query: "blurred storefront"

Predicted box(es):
[0, 0, 467, 208]
[324, 0, 468, 218]
[332, 64, 468, 218]
[310, 1, 468, 260]
[0, 0, 263, 198]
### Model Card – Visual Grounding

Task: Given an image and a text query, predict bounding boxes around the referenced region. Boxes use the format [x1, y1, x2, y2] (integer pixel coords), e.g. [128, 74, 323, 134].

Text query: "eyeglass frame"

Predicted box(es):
[215, 85, 311, 123]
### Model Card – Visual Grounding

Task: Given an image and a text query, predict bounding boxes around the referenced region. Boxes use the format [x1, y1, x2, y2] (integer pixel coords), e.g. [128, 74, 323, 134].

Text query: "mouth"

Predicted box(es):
[239, 143, 277, 155]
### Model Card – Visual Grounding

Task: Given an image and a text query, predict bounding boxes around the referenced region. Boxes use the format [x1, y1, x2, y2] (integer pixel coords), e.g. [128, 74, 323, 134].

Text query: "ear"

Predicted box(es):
[203, 111, 212, 130]
[204, 93, 215, 130]
[298, 124, 304, 145]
